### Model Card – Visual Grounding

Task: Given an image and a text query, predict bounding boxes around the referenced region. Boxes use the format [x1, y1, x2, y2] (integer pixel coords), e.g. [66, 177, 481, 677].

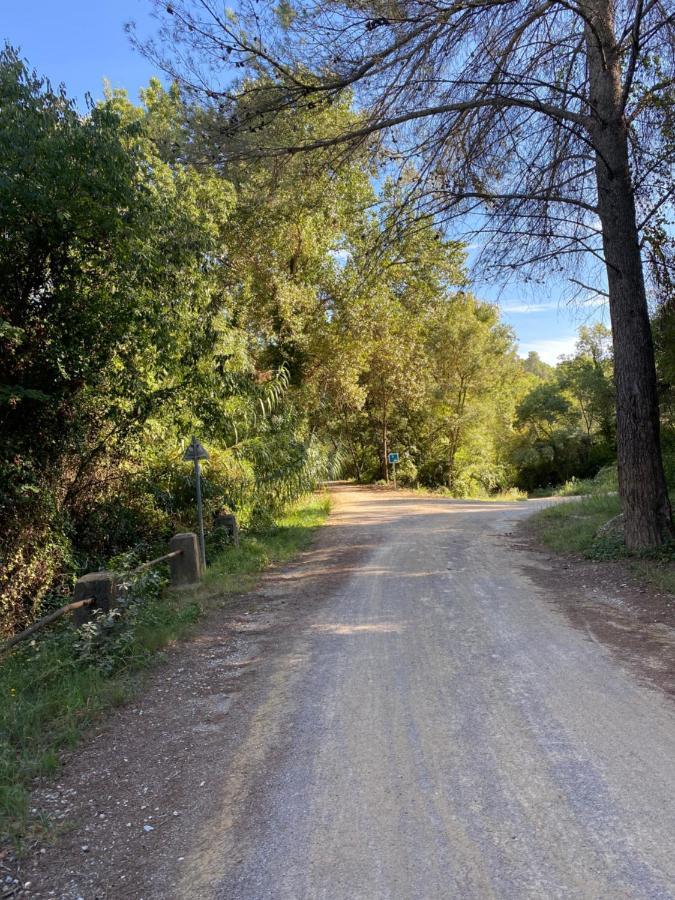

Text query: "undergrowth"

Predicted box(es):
[0, 492, 329, 845]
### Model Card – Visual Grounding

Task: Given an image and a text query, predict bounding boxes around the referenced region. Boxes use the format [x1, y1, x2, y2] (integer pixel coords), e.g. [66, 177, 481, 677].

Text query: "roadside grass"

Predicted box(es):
[531, 493, 622, 554]
[410, 485, 528, 502]
[529, 490, 675, 594]
[202, 492, 330, 595]
[628, 558, 675, 594]
[528, 466, 618, 499]
[0, 491, 330, 845]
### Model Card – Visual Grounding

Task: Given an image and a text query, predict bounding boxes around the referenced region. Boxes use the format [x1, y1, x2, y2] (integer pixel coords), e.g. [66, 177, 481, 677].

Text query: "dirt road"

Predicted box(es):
[22, 486, 675, 899]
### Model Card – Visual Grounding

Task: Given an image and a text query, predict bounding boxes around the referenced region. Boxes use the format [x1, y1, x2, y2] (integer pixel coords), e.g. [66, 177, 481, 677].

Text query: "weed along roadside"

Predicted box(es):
[0, 492, 330, 845]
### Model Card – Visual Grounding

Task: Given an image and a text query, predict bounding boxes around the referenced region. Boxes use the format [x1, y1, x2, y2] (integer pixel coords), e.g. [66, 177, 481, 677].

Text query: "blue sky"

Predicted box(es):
[479, 284, 609, 363]
[499, 299, 607, 362]
[3, 1, 609, 364]
[3, 1, 160, 106]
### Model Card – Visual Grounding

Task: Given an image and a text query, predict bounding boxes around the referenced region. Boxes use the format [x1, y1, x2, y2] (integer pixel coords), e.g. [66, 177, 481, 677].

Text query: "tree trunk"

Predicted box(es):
[585, 0, 674, 548]
[446, 381, 467, 491]
[382, 402, 389, 482]
[446, 426, 460, 489]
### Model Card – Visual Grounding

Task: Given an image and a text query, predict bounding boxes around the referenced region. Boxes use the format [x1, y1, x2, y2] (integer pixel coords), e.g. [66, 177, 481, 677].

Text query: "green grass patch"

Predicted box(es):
[529, 491, 675, 593]
[628, 559, 675, 594]
[202, 491, 330, 594]
[0, 491, 330, 845]
[530, 493, 622, 554]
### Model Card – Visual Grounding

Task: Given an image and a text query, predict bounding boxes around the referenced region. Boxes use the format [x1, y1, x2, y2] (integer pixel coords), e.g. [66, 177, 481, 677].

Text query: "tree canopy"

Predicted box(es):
[0, 44, 672, 636]
[133, 0, 675, 548]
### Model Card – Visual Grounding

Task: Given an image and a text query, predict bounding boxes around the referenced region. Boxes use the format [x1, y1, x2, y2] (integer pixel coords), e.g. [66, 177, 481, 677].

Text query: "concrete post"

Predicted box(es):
[72, 572, 117, 625]
[214, 512, 240, 547]
[168, 532, 201, 586]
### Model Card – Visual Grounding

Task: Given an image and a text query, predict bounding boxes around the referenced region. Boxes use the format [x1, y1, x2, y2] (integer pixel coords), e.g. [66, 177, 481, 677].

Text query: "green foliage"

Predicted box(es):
[522, 351, 553, 380]
[73, 570, 166, 675]
[393, 454, 418, 487]
[529, 467, 616, 498]
[0, 50, 237, 632]
[0, 56, 335, 635]
[652, 273, 675, 487]
[509, 325, 616, 492]
[418, 294, 521, 493]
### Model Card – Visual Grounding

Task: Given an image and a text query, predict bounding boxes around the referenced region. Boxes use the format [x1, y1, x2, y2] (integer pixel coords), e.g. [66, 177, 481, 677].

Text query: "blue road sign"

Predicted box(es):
[388, 452, 399, 464]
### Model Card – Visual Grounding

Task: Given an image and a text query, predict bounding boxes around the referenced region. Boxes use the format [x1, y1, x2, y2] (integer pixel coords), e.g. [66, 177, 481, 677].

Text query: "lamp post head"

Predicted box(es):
[183, 436, 209, 462]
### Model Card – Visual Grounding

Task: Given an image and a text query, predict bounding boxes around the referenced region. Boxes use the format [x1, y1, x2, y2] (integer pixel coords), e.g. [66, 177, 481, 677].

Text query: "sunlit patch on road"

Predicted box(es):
[311, 621, 406, 635]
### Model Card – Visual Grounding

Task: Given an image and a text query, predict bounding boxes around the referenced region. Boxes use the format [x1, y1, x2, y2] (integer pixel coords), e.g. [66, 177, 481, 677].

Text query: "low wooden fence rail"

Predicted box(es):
[128, 549, 182, 576]
[1, 599, 96, 654]
[1, 531, 203, 656]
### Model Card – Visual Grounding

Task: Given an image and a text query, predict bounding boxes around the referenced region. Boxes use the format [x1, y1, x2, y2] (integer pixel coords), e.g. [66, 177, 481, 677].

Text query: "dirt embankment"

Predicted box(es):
[511, 522, 675, 699]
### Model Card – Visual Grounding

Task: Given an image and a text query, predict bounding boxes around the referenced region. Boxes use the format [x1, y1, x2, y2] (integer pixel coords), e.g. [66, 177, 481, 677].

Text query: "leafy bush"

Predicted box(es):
[394, 455, 418, 486]
[529, 464, 618, 498]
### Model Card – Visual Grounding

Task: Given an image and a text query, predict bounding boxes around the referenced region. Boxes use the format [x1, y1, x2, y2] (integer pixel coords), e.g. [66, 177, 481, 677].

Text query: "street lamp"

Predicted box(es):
[183, 436, 209, 570]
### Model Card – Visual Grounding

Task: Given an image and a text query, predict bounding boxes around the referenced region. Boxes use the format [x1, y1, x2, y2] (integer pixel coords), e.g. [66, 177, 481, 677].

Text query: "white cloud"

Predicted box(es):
[501, 296, 608, 315]
[518, 337, 578, 364]
[500, 302, 558, 314]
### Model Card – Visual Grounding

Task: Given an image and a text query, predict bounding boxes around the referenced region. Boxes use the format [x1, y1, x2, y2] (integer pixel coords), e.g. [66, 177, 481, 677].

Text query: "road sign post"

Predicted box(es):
[388, 452, 400, 490]
[183, 437, 209, 570]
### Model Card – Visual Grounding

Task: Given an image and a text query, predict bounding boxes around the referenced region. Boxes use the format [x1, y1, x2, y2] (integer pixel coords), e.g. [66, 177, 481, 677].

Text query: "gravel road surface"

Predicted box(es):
[20, 486, 675, 899]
